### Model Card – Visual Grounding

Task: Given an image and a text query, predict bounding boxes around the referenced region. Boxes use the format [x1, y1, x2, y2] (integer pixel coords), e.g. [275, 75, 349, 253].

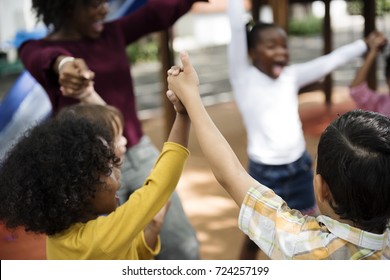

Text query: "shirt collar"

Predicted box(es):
[317, 215, 388, 251]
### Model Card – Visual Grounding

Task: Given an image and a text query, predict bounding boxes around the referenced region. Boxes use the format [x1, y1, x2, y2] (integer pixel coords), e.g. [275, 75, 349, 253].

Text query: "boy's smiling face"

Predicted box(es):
[250, 27, 289, 79]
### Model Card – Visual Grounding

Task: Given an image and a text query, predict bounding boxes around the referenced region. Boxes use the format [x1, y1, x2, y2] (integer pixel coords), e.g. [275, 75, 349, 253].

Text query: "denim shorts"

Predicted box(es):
[248, 151, 316, 213]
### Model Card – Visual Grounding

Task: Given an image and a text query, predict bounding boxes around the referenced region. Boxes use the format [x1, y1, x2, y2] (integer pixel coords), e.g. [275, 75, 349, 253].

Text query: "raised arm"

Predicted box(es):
[166, 97, 191, 148]
[350, 31, 387, 88]
[293, 38, 368, 88]
[227, 0, 251, 84]
[167, 52, 258, 205]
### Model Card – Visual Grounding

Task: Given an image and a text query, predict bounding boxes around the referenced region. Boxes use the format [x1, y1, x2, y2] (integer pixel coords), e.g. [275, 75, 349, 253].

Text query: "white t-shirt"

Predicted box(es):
[227, 0, 367, 165]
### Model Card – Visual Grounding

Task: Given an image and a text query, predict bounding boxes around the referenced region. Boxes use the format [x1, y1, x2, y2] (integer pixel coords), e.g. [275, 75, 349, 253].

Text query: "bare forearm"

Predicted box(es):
[167, 113, 190, 147]
[187, 96, 256, 205]
[166, 51, 257, 205]
[79, 90, 106, 105]
[350, 50, 378, 88]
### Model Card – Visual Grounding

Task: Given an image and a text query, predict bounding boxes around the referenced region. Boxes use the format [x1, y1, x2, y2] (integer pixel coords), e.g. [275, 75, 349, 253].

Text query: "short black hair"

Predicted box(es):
[316, 109, 390, 233]
[246, 21, 280, 51]
[0, 114, 120, 235]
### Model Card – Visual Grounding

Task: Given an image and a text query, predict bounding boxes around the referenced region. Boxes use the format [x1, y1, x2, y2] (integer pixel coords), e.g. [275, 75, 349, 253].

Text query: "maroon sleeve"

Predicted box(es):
[18, 40, 72, 84]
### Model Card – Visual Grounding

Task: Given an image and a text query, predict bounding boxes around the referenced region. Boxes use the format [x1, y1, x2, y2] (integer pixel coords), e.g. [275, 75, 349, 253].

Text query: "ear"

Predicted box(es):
[314, 174, 332, 203]
[248, 48, 255, 61]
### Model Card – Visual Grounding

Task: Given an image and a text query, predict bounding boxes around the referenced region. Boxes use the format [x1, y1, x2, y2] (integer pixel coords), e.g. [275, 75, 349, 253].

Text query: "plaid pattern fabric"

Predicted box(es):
[239, 185, 390, 260]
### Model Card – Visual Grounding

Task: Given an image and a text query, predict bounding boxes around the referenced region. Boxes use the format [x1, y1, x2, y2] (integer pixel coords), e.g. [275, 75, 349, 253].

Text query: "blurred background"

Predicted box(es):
[1, 0, 390, 260]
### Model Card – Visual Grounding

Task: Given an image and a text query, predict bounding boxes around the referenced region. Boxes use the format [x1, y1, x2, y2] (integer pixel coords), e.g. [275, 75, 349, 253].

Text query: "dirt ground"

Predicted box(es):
[0, 88, 358, 260]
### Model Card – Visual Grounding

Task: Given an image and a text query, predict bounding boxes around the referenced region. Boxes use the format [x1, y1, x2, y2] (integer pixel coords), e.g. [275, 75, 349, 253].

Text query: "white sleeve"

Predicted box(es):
[292, 39, 367, 88]
[227, 0, 250, 86]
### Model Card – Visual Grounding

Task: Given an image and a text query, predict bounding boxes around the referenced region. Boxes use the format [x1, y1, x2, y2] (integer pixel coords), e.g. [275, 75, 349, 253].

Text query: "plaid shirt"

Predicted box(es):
[239, 184, 390, 260]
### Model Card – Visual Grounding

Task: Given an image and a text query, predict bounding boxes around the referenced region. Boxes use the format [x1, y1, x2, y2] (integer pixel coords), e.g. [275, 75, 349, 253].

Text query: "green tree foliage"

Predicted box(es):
[126, 35, 159, 64]
[347, 0, 390, 16]
[288, 15, 323, 36]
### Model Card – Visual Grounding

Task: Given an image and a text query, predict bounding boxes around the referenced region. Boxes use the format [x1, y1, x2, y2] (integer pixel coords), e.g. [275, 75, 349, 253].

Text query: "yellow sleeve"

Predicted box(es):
[135, 231, 161, 260]
[86, 142, 189, 258]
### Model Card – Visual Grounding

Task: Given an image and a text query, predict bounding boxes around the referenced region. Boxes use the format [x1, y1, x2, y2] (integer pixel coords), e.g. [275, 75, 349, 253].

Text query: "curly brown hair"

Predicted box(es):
[0, 113, 120, 235]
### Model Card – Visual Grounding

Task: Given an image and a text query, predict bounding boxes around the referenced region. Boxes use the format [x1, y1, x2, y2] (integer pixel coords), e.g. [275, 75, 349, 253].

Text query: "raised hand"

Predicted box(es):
[366, 31, 387, 52]
[167, 51, 200, 106]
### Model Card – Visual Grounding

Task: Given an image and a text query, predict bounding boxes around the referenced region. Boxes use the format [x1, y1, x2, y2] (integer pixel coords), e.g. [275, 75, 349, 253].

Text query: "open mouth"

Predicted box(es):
[272, 62, 286, 77]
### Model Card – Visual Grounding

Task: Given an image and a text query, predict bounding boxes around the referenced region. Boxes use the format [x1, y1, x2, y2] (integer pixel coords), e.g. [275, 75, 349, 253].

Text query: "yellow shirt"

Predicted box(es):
[46, 142, 189, 259]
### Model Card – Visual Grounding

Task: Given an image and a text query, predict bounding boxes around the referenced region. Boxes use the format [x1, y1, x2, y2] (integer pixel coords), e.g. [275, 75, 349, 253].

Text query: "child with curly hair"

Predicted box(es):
[0, 98, 191, 259]
[18, 0, 204, 259]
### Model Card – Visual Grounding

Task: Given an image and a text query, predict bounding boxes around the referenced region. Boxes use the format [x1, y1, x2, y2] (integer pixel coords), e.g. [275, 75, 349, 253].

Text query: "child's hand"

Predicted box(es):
[167, 51, 200, 105]
[166, 90, 187, 115]
[366, 31, 388, 52]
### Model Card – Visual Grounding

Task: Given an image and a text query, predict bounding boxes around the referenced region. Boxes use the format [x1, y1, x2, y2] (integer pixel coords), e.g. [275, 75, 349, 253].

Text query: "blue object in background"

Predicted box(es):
[11, 27, 48, 49]
[0, 71, 52, 160]
[0, 71, 41, 131]
[106, 0, 147, 21]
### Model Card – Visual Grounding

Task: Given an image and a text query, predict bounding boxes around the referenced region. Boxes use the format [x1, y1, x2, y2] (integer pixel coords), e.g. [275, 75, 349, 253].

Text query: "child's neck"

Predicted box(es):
[79, 213, 99, 223]
[320, 201, 381, 233]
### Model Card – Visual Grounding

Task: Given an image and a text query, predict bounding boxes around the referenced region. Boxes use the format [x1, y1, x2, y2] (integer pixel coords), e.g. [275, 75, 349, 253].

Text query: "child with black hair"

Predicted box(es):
[349, 31, 390, 116]
[166, 51, 390, 259]
[0, 97, 191, 259]
[227, 0, 377, 259]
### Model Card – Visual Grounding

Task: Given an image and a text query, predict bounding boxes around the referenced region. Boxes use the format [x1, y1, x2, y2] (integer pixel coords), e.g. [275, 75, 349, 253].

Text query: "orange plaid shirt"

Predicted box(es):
[239, 184, 390, 260]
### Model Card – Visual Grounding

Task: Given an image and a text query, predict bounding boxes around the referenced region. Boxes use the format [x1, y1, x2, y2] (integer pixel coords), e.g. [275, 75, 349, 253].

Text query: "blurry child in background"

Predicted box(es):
[349, 31, 390, 116]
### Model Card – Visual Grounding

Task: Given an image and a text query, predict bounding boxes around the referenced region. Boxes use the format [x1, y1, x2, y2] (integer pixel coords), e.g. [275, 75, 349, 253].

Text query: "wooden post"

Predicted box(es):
[251, 0, 261, 22]
[363, 0, 377, 89]
[159, 29, 176, 138]
[323, 0, 332, 105]
[269, 0, 289, 30]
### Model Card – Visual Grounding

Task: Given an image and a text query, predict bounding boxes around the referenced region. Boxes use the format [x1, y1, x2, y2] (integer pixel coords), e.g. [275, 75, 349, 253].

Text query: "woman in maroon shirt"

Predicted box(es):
[19, 0, 206, 260]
